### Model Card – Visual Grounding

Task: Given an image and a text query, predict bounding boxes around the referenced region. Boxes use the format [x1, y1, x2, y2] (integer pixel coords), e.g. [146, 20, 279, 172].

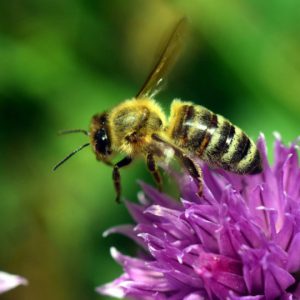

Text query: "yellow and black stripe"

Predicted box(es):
[167, 100, 262, 175]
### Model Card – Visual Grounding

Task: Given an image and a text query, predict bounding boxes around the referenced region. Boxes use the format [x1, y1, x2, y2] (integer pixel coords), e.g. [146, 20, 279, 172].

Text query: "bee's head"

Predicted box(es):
[90, 112, 113, 163]
[52, 112, 113, 172]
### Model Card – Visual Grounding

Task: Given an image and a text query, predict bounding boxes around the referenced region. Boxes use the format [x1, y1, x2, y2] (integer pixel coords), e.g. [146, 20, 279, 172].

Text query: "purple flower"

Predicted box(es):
[0, 271, 27, 294]
[97, 134, 300, 299]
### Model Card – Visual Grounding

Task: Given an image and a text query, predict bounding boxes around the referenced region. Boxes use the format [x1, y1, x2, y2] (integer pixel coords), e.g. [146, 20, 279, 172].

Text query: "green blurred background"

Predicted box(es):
[0, 0, 299, 299]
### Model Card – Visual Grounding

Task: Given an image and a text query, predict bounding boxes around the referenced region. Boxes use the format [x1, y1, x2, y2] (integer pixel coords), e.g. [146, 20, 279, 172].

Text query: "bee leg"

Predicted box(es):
[146, 153, 163, 192]
[112, 156, 133, 203]
[180, 155, 203, 197]
[152, 134, 203, 197]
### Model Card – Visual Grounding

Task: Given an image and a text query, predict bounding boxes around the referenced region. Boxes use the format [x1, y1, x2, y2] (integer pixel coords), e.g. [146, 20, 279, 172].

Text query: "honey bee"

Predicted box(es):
[53, 18, 262, 202]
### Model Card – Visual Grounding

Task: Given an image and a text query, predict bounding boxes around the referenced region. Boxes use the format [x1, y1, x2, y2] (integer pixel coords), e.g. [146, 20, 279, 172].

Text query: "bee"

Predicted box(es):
[53, 18, 262, 202]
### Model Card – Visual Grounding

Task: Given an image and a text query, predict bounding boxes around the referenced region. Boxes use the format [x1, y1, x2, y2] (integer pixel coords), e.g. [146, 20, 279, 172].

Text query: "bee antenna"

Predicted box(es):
[52, 143, 90, 172]
[58, 129, 89, 136]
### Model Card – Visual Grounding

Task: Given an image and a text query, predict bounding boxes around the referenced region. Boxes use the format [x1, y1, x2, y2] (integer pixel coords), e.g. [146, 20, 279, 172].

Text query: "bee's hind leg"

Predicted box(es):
[112, 156, 133, 203]
[180, 155, 203, 197]
[151, 134, 203, 197]
[146, 153, 163, 192]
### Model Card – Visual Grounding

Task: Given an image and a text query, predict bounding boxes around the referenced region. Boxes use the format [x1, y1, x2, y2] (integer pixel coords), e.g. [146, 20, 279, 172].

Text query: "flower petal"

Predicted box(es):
[286, 232, 300, 273]
[0, 271, 27, 294]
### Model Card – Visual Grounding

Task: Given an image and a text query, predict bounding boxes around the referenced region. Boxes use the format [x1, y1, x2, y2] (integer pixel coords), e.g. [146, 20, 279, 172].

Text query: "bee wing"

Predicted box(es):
[136, 17, 187, 99]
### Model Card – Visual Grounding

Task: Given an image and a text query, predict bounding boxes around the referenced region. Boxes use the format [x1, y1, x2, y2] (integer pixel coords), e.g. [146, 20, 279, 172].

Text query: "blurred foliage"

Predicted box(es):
[0, 0, 299, 299]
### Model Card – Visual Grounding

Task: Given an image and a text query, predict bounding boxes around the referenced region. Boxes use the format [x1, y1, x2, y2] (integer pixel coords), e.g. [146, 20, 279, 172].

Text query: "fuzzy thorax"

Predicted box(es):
[108, 98, 167, 156]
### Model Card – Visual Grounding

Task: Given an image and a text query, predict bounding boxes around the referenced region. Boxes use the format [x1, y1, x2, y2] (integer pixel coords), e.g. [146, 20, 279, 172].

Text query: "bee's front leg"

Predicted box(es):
[112, 156, 133, 203]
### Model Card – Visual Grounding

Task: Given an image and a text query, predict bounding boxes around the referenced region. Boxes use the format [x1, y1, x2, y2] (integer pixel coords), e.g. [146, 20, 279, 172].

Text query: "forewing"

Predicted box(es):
[136, 17, 187, 99]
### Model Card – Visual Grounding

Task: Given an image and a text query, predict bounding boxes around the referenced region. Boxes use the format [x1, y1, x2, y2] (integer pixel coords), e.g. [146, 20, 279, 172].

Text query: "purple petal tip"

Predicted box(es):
[0, 271, 28, 294]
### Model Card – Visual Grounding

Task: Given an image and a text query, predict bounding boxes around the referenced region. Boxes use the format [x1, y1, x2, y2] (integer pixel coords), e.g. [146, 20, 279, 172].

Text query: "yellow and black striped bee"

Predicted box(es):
[54, 18, 262, 202]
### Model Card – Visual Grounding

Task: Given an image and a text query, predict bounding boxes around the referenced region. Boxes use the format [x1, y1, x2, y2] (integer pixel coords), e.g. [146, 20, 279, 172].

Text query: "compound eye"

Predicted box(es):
[94, 128, 111, 155]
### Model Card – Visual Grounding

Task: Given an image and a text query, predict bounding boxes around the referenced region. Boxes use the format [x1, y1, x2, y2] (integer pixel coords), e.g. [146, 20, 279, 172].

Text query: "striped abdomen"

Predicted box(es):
[167, 100, 262, 174]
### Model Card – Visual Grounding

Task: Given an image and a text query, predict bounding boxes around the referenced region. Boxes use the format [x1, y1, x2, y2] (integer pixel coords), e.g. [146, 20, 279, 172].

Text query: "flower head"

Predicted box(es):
[97, 134, 300, 299]
[0, 271, 27, 294]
